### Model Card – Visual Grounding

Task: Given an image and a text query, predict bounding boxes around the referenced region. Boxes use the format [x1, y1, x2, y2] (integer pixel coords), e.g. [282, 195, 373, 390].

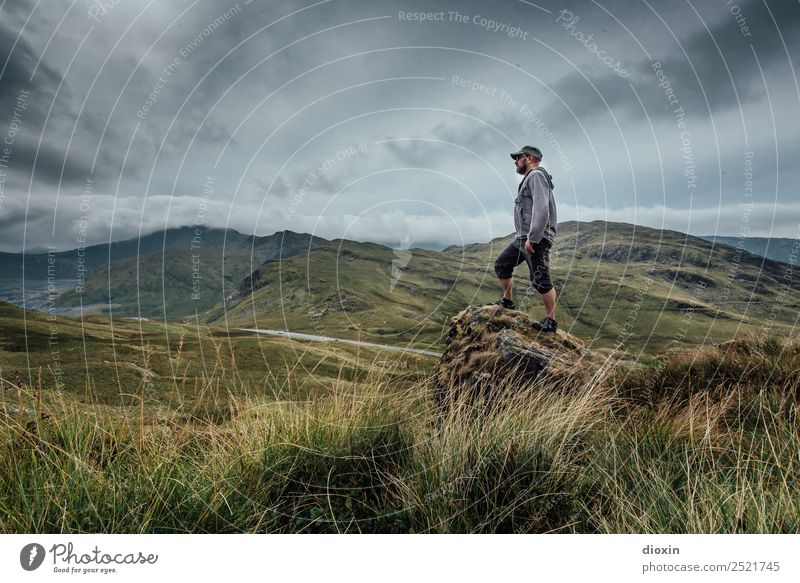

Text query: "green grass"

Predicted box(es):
[0, 301, 434, 411]
[3, 333, 799, 533]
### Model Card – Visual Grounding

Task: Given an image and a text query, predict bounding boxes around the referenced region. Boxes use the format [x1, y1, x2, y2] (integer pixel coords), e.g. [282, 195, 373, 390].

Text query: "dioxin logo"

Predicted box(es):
[20, 543, 46, 571]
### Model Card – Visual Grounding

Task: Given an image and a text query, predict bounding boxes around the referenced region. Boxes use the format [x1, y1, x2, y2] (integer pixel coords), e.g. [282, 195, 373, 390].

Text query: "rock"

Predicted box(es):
[434, 305, 598, 412]
[496, 329, 552, 376]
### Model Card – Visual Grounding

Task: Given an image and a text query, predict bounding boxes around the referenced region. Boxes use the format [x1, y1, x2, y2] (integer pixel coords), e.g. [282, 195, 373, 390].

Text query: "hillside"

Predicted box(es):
[53, 229, 326, 318]
[210, 221, 799, 353]
[205, 238, 475, 350]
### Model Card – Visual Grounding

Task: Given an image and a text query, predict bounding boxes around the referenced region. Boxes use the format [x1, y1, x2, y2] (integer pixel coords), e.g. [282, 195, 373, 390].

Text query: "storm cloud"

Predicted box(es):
[0, 0, 797, 252]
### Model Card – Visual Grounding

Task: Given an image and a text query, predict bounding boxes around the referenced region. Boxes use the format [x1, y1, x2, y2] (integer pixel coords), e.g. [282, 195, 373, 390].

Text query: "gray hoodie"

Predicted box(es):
[514, 167, 557, 244]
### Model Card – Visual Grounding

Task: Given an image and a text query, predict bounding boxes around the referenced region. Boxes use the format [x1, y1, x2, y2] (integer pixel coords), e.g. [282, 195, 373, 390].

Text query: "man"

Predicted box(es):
[493, 145, 558, 333]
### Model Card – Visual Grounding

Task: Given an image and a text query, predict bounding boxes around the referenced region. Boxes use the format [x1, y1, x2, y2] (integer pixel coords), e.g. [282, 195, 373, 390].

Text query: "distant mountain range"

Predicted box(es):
[0, 226, 250, 280]
[2, 230, 792, 285]
[699, 235, 799, 264]
[0, 227, 326, 317]
[54, 228, 327, 317]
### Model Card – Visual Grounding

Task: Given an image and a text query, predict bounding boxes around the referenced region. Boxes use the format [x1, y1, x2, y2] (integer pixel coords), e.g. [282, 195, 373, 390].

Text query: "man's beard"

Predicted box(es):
[515, 164, 526, 175]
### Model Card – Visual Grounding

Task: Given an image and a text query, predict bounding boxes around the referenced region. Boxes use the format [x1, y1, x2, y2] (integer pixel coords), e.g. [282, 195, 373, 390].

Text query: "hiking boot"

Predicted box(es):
[532, 317, 558, 333]
[494, 298, 515, 309]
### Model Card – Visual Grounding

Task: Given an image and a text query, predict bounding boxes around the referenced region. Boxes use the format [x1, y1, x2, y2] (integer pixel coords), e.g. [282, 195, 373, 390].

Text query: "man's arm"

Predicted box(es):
[527, 171, 551, 244]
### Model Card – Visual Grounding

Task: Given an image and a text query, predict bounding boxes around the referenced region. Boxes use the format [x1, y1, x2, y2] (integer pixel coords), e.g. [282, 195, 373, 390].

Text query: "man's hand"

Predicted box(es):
[525, 239, 535, 254]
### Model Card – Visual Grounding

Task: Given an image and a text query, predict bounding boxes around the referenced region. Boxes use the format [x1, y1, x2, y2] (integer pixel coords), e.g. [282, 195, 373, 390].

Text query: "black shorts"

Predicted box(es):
[493, 238, 553, 294]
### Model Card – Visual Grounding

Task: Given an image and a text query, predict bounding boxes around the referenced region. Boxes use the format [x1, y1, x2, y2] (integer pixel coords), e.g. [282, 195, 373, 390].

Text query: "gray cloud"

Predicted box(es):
[4, 139, 94, 186]
[0, 19, 67, 126]
[544, 0, 800, 127]
[654, 0, 800, 113]
[0, 0, 797, 251]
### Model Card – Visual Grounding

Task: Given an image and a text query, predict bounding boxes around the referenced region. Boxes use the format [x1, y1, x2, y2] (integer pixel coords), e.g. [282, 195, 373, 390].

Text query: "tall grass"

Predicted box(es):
[1, 336, 799, 533]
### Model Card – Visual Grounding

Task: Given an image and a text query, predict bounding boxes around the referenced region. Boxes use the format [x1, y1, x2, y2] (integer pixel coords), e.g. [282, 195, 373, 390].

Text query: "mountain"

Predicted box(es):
[700, 235, 799, 264]
[53, 228, 326, 318]
[0, 227, 262, 312]
[209, 221, 799, 353]
[0, 226, 232, 281]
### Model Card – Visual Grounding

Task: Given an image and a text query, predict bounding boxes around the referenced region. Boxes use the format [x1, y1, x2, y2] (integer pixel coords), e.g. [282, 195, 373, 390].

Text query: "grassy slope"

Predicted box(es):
[209, 221, 799, 353]
[2, 333, 798, 533]
[0, 301, 434, 415]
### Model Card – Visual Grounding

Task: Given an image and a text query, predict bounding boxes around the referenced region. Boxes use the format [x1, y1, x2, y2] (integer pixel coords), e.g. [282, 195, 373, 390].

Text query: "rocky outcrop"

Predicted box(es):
[433, 305, 601, 412]
[309, 292, 367, 321]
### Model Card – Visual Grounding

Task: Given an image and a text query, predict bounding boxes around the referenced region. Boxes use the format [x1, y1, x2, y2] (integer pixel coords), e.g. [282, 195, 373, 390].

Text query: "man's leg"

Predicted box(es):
[529, 240, 557, 326]
[500, 278, 513, 301]
[540, 287, 556, 320]
[494, 241, 525, 303]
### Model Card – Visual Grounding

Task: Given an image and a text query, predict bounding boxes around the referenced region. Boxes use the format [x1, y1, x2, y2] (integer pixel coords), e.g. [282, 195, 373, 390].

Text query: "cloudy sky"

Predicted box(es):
[1, 0, 798, 251]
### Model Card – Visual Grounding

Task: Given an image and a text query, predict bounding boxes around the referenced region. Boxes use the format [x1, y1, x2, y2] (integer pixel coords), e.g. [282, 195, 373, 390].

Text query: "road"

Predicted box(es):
[237, 328, 443, 357]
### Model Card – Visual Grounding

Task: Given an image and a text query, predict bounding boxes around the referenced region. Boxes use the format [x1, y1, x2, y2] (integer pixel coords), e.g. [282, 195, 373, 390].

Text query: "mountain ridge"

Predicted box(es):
[52, 229, 327, 318]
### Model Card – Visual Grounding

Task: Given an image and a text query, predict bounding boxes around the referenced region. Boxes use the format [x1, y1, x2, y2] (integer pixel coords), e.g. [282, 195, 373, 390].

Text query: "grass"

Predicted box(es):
[0, 300, 434, 412]
[2, 333, 799, 533]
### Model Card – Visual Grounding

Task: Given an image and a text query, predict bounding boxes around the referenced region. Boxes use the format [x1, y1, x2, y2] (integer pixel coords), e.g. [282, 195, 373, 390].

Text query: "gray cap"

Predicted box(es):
[510, 145, 543, 160]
